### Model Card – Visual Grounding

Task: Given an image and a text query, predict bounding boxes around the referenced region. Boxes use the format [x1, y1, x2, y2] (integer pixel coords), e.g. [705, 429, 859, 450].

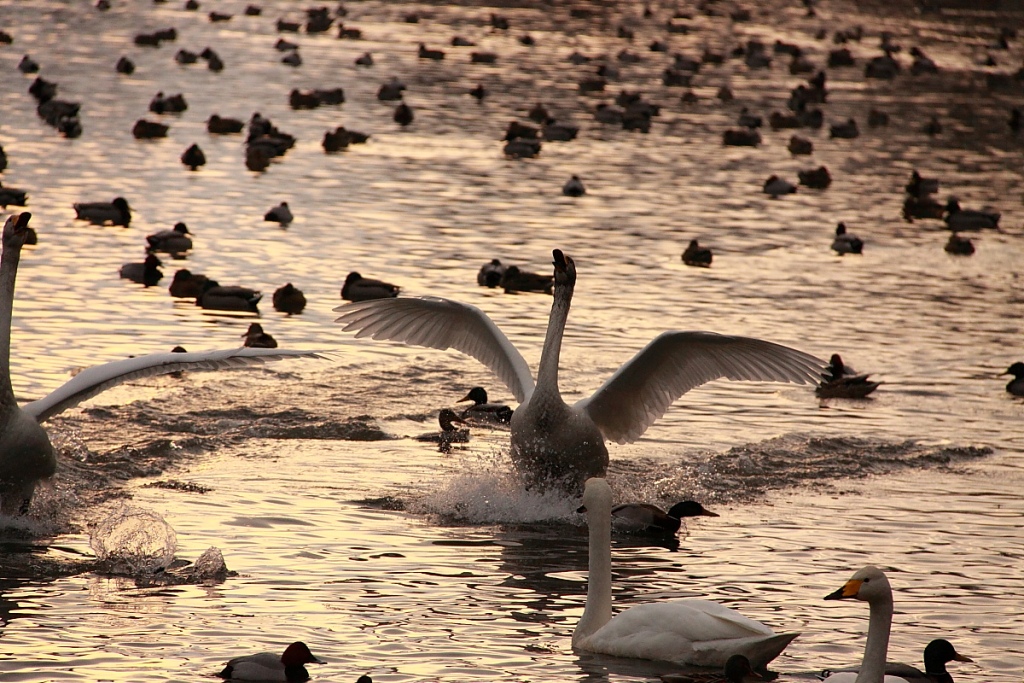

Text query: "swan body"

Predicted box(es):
[217, 641, 324, 682]
[611, 500, 718, 535]
[575, 478, 798, 670]
[336, 249, 823, 491]
[0, 213, 320, 514]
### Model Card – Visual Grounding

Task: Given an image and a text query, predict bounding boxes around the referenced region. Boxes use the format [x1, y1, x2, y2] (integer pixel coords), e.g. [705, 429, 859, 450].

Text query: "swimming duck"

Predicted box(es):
[469, 83, 486, 100]
[1003, 362, 1024, 396]
[116, 55, 135, 74]
[830, 118, 860, 139]
[543, 119, 579, 141]
[146, 222, 192, 254]
[272, 283, 306, 314]
[18, 55, 40, 73]
[723, 129, 761, 146]
[763, 175, 797, 197]
[132, 119, 169, 139]
[902, 195, 945, 222]
[943, 199, 1000, 231]
[831, 223, 864, 255]
[737, 107, 762, 128]
[528, 103, 549, 123]
[216, 641, 324, 682]
[943, 233, 974, 256]
[799, 166, 832, 189]
[181, 143, 206, 170]
[207, 114, 245, 134]
[73, 197, 131, 226]
[341, 272, 399, 301]
[336, 250, 822, 492]
[661, 654, 764, 683]
[458, 386, 513, 424]
[197, 282, 262, 312]
[394, 103, 414, 127]
[282, 50, 302, 67]
[377, 77, 406, 101]
[477, 259, 507, 288]
[0, 183, 28, 208]
[816, 354, 880, 398]
[119, 254, 163, 287]
[0, 214, 318, 515]
[242, 322, 277, 349]
[574, 478, 798, 671]
[924, 116, 942, 136]
[499, 265, 553, 294]
[264, 202, 293, 225]
[355, 52, 373, 66]
[416, 408, 470, 445]
[682, 239, 712, 267]
[611, 499, 719, 535]
[820, 638, 972, 683]
[905, 171, 939, 198]
[563, 175, 586, 197]
[168, 268, 211, 298]
[787, 135, 813, 155]
[149, 91, 188, 114]
[418, 43, 445, 60]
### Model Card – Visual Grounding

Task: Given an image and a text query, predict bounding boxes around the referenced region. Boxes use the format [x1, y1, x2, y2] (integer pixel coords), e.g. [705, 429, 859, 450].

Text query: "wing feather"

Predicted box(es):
[335, 297, 535, 402]
[578, 331, 825, 444]
[22, 348, 323, 423]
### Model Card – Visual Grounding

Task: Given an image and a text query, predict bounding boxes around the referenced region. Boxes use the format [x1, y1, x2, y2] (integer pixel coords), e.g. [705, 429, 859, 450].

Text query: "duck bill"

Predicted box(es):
[953, 652, 973, 663]
[457, 392, 474, 403]
[700, 509, 720, 517]
[824, 579, 862, 600]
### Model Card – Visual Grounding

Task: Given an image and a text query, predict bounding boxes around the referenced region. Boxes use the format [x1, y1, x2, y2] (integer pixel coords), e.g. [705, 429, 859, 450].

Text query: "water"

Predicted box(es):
[2, 0, 1023, 680]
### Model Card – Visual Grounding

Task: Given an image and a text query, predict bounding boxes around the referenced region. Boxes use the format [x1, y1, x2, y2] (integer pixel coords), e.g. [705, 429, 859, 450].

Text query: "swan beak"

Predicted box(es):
[824, 578, 862, 600]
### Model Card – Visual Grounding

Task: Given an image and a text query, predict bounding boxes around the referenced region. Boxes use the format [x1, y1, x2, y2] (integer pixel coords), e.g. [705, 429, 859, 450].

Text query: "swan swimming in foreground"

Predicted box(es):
[335, 249, 824, 490]
[0, 213, 320, 515]
[574, 478, 798, 672]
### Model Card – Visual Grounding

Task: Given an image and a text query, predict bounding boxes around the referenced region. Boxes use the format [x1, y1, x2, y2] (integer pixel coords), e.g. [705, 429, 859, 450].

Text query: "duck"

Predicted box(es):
[216, 641, 324, 682]
[282, 50, 302, 67]
[682, 239, 712, 267]
[574, 478, 798, 671]
[722, 129, 761, 147]
[132, 119, 169, 139]
[736, 107, 762, 128]
[272, 283, 306, 314]
[242, 323, 277, 349]
[0, 183, 28, 208]
[0, 214, 319, 515]
[1002, 362, 1024, 396]
[829, 118, 860, 139]
[355, 52, 373, 66]
[146, 222, 192, 254]
[563, 175, 586, 197]
[181, 143, 204, 169]
[168, 269, 212, 298]
[799, 166, 832, 189]
[820, 638, 972, 683]
[763, 175, 797, 198]
[416, 408, 470, 445]
[377, 77, 406, 101]
[905, 171, 939, 198]
[73, 197, 131, 226]
[788, 135, 813, 155]
[418, 43, 445, 60]
[831, 223, 864, 255]
[341, 272, 400, 302]
[816, 354, 880, 398]
[207, 114, 245, 134]
[457, 386, 513, 424]
[336, 250, 823, 492]
[477, 259, 507, 288]
[611, 499, 719, 535]
[18, 55, 40, 74]
[943, 233, 974, 255]
[197, 282, 262, 312]
[115, 56, 135, 74]
[660, 654, 764, 683]
[943, 199, 1000, 231]
[264, 201, 293, 225]
[469, 83, 487, 100]
[543, 119, 578, 142]
[528, 103, 549, 123]
[394, 103, 414, 127]
[119, 254, 163, 286]
[500, 265, 554, 294]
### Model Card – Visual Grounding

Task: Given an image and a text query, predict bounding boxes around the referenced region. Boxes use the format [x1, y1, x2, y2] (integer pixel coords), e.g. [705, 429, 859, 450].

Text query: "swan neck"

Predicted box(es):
[856, 594, 893, 683]
[574, 504, 613, 644]
[0, 235, 21, 409]
[536, 279, 573, 396]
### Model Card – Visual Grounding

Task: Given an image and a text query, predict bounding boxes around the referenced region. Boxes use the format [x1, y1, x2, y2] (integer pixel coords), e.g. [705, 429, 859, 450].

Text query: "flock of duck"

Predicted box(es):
[0, 0, 1020, 680]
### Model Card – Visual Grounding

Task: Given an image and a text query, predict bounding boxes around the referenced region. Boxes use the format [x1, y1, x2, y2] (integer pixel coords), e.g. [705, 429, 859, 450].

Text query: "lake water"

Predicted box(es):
[1, 0, 1022, 681]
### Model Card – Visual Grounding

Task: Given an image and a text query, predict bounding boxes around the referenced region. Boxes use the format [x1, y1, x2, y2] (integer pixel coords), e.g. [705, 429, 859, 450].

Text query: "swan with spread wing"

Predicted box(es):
[335, 249, 824, 491]
[0, 213, 321, 515]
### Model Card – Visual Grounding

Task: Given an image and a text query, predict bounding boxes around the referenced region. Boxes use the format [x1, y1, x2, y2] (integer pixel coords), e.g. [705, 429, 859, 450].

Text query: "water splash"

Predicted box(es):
[89, 504, 177, 574]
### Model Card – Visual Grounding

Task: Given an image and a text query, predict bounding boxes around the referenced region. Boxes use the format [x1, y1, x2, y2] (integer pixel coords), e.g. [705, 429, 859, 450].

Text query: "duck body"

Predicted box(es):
[458, 386, 512, 424]
[1003, 362, 1024, 396]
[217, 641, 324, 682]
[119, 254, 163, 286]
[341, 272, 399, 301]
[575, 479, 798, 671]
[74, 197, 131, 226]
[817, 354, 879, 398]
[563, 175, 586, 197]
[477, 259, 507, 288]
[337, 250, 823, 492]
[500, 265, 553, 294]
[264, 202, 293, 224]
[682, 239, 712, 267]
[611, 500, 718, 534]
[944, 233, 974, 255]
[146, 222, 192, 254]
[944, 199, 999, 231]
[832, 223, 864, 255]
[168, 269, 211, 298]
[763, 175, 796, 197]
[198, 283, 261, 312]
[243, 323, 277, 348]
[416, 408, 470, 444]
[273, 283, 306, 314]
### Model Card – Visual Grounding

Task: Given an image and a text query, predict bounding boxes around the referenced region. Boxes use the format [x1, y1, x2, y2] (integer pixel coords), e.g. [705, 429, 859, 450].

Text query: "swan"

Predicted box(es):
[611, 499, 718, 535]
[821, 638, 972, 683]
[335, 249, 824, 491]
[0, 213, 320, 515]
[574, 478, 798, 671]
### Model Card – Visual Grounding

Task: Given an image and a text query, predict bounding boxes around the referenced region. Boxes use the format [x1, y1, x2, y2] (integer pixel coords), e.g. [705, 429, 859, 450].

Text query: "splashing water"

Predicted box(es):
[89, 504, 177, 574]
[189, 546, 229, 581]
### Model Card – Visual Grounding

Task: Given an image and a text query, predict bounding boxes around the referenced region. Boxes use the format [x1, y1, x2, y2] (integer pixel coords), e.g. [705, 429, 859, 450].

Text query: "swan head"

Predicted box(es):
[3, 212, 33, 248]
[552, 249, 576, 287]
[577, 477, 612, 513]
[823, 565, 891, 603]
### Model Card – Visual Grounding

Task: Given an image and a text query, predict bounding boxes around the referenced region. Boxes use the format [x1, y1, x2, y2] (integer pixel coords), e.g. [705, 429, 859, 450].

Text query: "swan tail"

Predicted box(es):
[688, 632, 799, 670]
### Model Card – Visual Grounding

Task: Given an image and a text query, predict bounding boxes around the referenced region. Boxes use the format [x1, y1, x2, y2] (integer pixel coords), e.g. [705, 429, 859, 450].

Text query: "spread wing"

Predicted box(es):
[22, 348, 323, 423]
[577, 331, 825, 444]
[334, 296, 535, 402]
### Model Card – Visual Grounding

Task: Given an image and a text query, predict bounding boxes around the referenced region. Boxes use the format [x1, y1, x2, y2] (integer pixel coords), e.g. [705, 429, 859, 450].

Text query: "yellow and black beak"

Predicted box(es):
[824, 578, 862, 600]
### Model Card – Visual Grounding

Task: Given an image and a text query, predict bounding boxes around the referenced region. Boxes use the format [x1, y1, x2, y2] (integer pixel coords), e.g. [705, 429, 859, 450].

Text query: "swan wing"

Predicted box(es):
[22, 348, 323, 423]
[335, 296, 535, 402]
[578, 331, 825, 444]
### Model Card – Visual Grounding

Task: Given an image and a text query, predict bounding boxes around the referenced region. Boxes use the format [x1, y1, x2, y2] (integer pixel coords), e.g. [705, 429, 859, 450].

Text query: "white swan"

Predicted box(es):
[821, 566, 909, 683]
[0, 213, 321, 515]
[574, 477, 799, 671]
[335, 249, 824, 491]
